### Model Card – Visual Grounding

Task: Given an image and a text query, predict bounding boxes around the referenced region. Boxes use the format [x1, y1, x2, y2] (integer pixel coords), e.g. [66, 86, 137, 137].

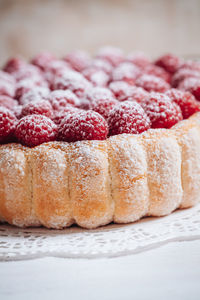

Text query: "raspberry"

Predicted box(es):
[19, 87, 50, 105]
[63, 50, 91, 72]
[82, 67, 109, 87]
[20, 100, 54, 119]
[136, 74, 170, 93]
[48, 90, 80, 112]
[155, 53, 182, 74]
[15, 78, 48, 100]
[15, 115, 58, 147]
[91, 58, 113, 74]
[96, 46, 124, 67]
[31, 52, 55, 70]
[0, 107, 17, 143]
[52, 70, 92, 97]
[111, 62, 140, 85]
[53, 107, 80, 125]
[107, 101, 150, 135]
[84, 87, 115, 102]
[0, 95, 18, 111]
[12, 64, 43, 82]
[142, 92, 183, 128]
[59, 110, 108, 142]
[43, 59, 71, 84]
[171, 68, 200, 87]
[3, 57, 26, 74]
[144, 64, 171, 83]
[0, 71, 16, 97]
[127, 52, 150, 69]
[180, 60, 200, 72]
[89, 98, 118, 120]
[109, 81, 133, 101]
[166, 89, 200, 119]
[178, 77, 200, 101]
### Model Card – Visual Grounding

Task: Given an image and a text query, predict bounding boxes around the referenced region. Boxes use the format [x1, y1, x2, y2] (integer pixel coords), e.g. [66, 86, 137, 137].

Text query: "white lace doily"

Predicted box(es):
[0, 204, 200, 261]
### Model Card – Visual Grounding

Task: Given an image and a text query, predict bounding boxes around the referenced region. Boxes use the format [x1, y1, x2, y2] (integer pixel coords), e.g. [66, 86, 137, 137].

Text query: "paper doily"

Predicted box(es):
[0, 204, 200, 261]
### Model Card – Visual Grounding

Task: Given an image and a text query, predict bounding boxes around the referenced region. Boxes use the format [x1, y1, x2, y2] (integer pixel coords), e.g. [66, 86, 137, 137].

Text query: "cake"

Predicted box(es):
[0, 48, 200, 229]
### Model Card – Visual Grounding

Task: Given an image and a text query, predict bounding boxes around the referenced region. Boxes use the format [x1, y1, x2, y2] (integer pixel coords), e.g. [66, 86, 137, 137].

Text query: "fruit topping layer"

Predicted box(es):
[0, 47, 200, 147]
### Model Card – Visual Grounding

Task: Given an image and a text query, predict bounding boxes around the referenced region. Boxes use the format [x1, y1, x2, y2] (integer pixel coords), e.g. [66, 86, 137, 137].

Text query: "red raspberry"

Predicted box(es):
[15, 78, 48, 100]
[3, 57, 26, 74]
[109, 81, 133, 101]
[89, 98, 118, 120]
[144, 64, 171, 83]
[82, 67, 109, 87]
[136, 74, 170, 93]
[127, 52, 150, 69]
[155, 53, 182, 74]
[111, 62, 141, 85]
[0, 71, 16, 97]
[59, 110, 108, 142]
[20, 100, 54, 119]
[63, 50, 91, 72]
[53, 107, 80, 125]
[52, 70, 92, 97]
[178, 77, 200, 101]
[91, 58, 113, 74]
[96, 46, 124, 67]
[84, 87, 115, 102]
[12, 64, 43, 82]
[171, 68, 200, 87]
[31, 52, 55, 71]
[166, 89, 200, 119]
[12, 105, 22, 119]
[48, 90, 80, 112]
[0, 107, 17, 143]
[19, 87, 50, 105]
[15, 115, 58, 147]
[180, 60, 200, 72]
[0, 95, 18, 111]
[107, 101, 150, 135]
[43, 59, 71, 84]
[142, 92, 183, 128]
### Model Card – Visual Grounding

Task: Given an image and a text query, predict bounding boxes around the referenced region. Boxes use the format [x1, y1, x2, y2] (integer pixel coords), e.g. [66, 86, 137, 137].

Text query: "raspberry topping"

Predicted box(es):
[144, 64, 171, 83]
[0, 95, 18, 111]
[3, 57, 26, 74]
[53, 107, 80, 125]
[31, 52, 55, 71]
[155, 53, 182, 74]
[15, 78, 48, 100]
[59, 110, 108, 142]
[178, 77, 200, 101]
[127, 52, 150, 69]
[91, 58, 113, 74]
[20, 100, 54, 119]
[108, 101, 150, 135]
[15, 115, 58, 147]
[112, 62, 141, 85]
[83, 67, 110, 87]
[48, 90, 80, 112]
[0, 107, 17, 143]
[63, 50, 91, 72]
[0, 70, 16, 97]
[166, 89, 200, 119]
[89, 98, 118, 120]
[19, 86, 50, 105]
[84, 87, 115, 102]
[96, 46, 124, 67]
[142, 93, 183, 128]
[171, 68, 200, 88]
[52, 70, 92, 97]
[136, 74, 170, 93]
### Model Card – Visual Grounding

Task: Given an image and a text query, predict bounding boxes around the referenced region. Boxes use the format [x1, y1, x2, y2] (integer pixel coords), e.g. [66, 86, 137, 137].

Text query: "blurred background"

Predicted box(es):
[0, 0, 200, 62]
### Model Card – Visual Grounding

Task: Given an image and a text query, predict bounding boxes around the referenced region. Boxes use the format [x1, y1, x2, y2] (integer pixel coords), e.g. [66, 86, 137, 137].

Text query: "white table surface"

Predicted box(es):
[1, 240, 200, 300]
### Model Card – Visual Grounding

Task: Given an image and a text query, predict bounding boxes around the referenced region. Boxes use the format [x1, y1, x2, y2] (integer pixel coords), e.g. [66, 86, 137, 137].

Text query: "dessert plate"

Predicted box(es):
[0, 203, 200, 261]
